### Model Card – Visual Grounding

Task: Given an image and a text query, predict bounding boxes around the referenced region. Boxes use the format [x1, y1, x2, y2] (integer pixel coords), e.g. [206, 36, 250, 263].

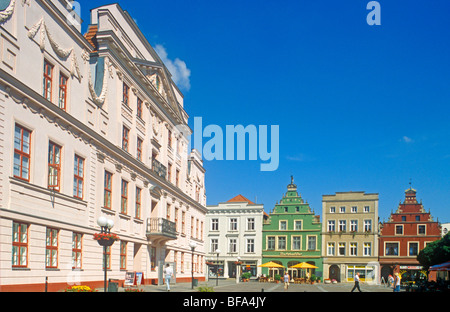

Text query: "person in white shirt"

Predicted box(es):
[351, 272, 362, 292]
[393, 273, 401, 292]
[163, 264, 174, 291]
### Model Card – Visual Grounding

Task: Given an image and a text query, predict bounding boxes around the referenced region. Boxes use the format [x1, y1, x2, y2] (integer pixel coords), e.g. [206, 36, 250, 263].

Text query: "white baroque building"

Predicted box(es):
[205, 195, 265, 280]
[0, 1, 206, 291]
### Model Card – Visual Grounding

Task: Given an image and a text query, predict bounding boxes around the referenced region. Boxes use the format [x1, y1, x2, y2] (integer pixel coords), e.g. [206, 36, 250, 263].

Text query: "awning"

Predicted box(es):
[258, 261, 285, 268]
[429, 261, 450, 271]
[290, 262, 318, 269]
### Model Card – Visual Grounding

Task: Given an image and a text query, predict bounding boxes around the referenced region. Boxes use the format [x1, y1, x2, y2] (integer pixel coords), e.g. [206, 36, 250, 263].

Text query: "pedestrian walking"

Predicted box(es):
[164, 263, 174, 292]
[388, 274, 394, 288]
[284, 272, 290, 290]
[351, 273, 362, 292]
[393, 273, 401, 292]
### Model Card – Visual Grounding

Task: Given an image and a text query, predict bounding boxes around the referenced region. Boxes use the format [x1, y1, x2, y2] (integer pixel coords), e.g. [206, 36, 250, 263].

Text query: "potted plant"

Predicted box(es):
[274, 274, 281, 283]
[310, 275, 317, 284]
[241, 272, 251, 282]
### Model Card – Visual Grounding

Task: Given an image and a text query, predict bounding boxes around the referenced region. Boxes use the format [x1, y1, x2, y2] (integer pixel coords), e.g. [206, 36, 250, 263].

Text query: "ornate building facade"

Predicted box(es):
[321, 191, 379, 283]
[262, 177, 323, 280]
[205, 195, 265, 280]
[0, 1, 206, 291]
[378, 187, 442, 283]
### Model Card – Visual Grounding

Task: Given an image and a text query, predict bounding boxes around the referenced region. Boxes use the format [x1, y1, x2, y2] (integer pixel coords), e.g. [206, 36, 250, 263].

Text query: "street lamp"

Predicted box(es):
[236, 256, 241, 284]
[215, 249, 220, 286]
[96, 216, 115, 292]
[189, 241, 197, 289]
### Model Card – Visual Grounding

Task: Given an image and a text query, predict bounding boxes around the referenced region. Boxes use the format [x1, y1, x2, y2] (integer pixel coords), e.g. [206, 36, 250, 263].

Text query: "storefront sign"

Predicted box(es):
[400, 266, 422, 270]
[279, 252, 302, 256]
[124, 271, 135, 286]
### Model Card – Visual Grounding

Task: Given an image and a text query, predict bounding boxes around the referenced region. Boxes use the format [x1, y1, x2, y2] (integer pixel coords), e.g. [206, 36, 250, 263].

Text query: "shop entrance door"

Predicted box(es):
[329, 265, 340, 282]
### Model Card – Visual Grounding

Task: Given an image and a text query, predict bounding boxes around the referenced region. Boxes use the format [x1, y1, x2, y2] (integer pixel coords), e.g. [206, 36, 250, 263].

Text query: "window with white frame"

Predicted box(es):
[229, 238, 237, 253]
[229, 218, 238, 231]
[210, 238, 218, 253]
[350, 220, 358, 232]
[385, 242, 399, 256]
[330, 206, 336, 213]
[328, 220, 336, 232]
[418, 225, 426, 235]
[247, 218, 255, 231]
[339, 220, 346, 232]
[246, 238, 255, 253]
[279, 220, 287, 230]
[307, 236, 316, 251]
[340, 206, 346, 213]
[211, 218, 219, 231]
[267, 236, 275, 250]
[292, 236, 301, 250]
[294, 220, 302, 230]
[409, 242, 419, 256]
[338, 242, 346, 256]
[363, 243, 372, 256]
[278, 236, 286, 250]
[327, 242, 335, 256]
[364, 206, 370, 213]
[351, 206, 357, 213]
[364, 220, 372, 232]
[349, 242, 357, 256]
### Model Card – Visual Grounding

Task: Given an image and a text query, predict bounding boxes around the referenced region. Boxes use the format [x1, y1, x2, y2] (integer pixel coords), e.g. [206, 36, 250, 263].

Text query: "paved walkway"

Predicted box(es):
[106, 279, 397, 292]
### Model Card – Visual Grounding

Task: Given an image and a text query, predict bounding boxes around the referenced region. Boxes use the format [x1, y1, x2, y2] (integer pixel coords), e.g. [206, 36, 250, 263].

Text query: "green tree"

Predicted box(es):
[417, 233, 450, 269]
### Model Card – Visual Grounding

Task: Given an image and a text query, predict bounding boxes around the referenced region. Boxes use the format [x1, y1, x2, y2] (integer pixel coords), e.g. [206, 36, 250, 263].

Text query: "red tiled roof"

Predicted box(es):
[84, 25, 98, 51]
[227, 194, 255, 205]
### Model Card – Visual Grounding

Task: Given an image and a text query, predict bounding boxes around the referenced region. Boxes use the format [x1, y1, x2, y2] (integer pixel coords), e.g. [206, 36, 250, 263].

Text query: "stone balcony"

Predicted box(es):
[152, 158, 167, 180]
[146, 217, 177, 244]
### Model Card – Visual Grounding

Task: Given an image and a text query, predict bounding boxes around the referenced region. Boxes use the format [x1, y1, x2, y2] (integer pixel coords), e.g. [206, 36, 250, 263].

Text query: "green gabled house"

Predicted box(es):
[261, 177, 323, 281]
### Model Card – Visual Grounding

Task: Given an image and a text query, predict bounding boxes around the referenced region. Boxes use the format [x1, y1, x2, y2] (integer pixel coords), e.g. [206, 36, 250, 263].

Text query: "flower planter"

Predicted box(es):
[97, 238, 115, 247]
[93, 232, 119, 247]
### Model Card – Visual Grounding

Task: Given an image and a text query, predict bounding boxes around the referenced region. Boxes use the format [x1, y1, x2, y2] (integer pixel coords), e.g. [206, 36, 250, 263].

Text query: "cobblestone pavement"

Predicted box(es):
[114, 279, 397, 293]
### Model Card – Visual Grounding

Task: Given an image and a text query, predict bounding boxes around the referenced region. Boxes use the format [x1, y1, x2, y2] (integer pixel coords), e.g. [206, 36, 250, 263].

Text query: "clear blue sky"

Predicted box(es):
[78, 0, 450, 223]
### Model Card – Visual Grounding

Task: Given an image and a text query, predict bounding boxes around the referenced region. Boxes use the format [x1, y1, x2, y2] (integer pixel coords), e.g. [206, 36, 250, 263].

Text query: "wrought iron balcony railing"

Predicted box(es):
[152, 158, 167, 180]
[146, 218, 177, 240]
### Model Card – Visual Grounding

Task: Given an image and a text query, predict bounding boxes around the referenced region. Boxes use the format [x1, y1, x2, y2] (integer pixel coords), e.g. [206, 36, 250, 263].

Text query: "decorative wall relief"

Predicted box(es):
[27, 17, 82, 81]
[0, 0, 16, 24]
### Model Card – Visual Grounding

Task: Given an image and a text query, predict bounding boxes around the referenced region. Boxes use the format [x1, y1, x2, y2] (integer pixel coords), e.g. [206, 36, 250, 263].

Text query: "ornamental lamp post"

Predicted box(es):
[236, 256, 241, 284]
[96, 216, 116, 292]
[215, 249, 221, 286]
[189, 241, 197, 289]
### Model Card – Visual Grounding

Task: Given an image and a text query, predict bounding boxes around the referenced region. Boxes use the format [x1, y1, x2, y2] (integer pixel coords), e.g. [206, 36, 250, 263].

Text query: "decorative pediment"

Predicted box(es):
[133, 59, 185, 124]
